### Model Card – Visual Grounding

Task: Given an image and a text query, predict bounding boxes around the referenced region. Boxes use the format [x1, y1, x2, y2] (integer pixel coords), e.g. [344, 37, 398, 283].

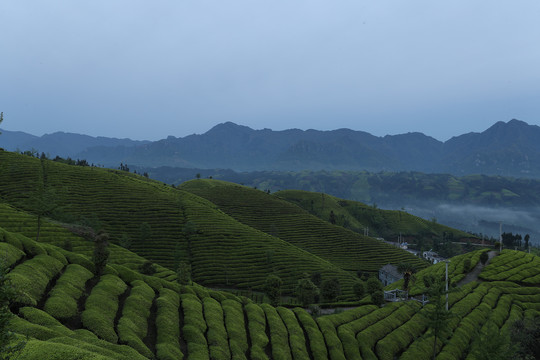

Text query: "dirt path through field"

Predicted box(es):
[457, 251, 497, 287]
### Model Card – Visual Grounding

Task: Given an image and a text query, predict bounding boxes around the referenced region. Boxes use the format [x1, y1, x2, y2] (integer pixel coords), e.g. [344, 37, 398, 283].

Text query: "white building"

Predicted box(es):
[422, 249, 446, 264]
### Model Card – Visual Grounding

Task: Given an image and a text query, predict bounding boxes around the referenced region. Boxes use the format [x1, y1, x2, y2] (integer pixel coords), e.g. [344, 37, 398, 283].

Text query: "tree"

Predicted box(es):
[310, 272, 322, 287]
[524, 234, 530, 250]
[397, 263, 417, 291]
[366, 276, 383, 297]
[0, 112, 3, 136]
[265, 275, 283, 307]
[139, 261, 156, 275]
[353, 281, 366, 300]
[479, 251, 489, 265]
[176, 261, 192, 285]
[469, 321, 516, 360]
[329, 210, 336, 225]
[296, 277, 319, 307]
[420, 274, 453, 359]
[462, 258, 472, 273]
[320, 277, 341, 302]
[371, 290, 384, 307]
[92, 231, 110, 277]
[0, 259, 26, 359]
[119, 233, 132, 249]
[182, 221, 197, 261]
[510, 316, 540, 359]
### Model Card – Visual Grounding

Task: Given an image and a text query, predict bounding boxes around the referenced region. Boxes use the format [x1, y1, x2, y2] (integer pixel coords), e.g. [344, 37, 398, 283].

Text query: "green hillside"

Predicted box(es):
[0, 151, 358, 295]
[276, 189, 472, 243]
[3, 226, 539, 359]
[180, 179, 428, 273]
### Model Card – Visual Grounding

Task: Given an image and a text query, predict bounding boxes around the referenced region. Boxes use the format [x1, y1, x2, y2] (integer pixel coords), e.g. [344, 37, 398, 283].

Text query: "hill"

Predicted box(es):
[179, 179, 428, 273]
[0, 150, 366, 296]
[147, 167, 540, 243]
[3, 224, 539, 359]
[275, 189, 473, 250]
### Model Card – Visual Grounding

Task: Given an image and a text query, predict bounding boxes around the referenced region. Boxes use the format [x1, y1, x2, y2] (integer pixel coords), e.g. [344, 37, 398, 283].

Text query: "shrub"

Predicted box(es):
[366, 277, 382, 296]
[7, 254, 64, 306]
[463, 258, 472, 273]
[480, 251, 489, 265]
[203, 297, 231, 360]
[293, 307, 327, 360]
[262, 304, 291, 360]
[44, 264, 94, 320]
[156, 288, 183, 360]
[296, 277, 319, 307]
[222, 299, 248, 359]
[81, 274, 127, 343]
[265, 274, 283, 307]
[117, 280, 154, 358]
[353, 281, 365, 300]
[321, 278, 341, 302]
[277, 307, 310, 360]
[139, 261, 156, 275]
[245, 303, 269, 360]
[371, 290, 384, 307]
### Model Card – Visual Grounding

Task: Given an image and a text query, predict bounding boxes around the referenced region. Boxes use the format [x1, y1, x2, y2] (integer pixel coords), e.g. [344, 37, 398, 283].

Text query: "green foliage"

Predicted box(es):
[181, 293, 209, 359]
[92, 231, 110, 277]
[480, 250, 489, 265]
[352, 281, 365, 300]
[296, 277, 319, 307]
[81, 274, 128, 343]
[366, 277, 382, 296]
[265, 274, 283, 307]
[276, 307, 310, 360]
[139, 261, 156, 275]
[262, 304, 292, 360]
[155, 288, 183, 360]
[222, 299, 248, 360]
[203, 297, 231, 360]
[320, 277, 341, 302]
[0, 259, 26, 359]
[119, 234, 132, 250]
[371, 290, 384, 307]
[7, 254, 64, 306]
[117, 280, 154, 358]
[245, 303, 269, 360]
[176, 261, 192, 285]
[44, 264, 93, 320]
[293, 307, 327, 360]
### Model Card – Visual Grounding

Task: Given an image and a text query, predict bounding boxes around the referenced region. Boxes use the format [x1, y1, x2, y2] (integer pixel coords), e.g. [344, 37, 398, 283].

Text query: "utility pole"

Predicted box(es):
[445, 260, 450, 311]
[499, 222, 503, 252]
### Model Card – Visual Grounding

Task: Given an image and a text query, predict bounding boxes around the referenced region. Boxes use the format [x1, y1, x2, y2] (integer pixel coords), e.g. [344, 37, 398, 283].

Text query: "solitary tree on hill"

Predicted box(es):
[321, 277, 341, 302]
[397, 263, 417, 292]
[420, 274, 454, 360]
[265, 274, 283, 307]
[92, 231, 110, 277]
[0, 112, 3, 135]
[296, 276, 319, 307]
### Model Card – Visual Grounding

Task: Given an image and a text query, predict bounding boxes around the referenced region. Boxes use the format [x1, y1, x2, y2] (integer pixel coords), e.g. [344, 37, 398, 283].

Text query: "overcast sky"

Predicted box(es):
[1, 1, 539, 141]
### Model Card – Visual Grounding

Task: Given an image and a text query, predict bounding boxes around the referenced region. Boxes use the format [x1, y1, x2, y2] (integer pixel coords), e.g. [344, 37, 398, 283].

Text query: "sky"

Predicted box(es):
[1, 1, 540, 141]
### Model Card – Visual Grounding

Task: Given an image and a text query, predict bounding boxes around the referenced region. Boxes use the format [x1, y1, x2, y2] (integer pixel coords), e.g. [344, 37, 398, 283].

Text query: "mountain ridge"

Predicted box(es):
[2, 119, 540, 177]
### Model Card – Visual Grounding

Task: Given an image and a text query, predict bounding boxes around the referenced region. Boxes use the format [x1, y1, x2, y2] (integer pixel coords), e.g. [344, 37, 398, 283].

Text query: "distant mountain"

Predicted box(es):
[3, 119, 540, 177]
[0, 129, 150, 160]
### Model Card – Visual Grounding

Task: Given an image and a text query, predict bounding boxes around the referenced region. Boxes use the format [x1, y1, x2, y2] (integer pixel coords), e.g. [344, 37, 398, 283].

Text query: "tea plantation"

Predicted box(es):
[2, 227, 540, 359]
[2, 150, 540, 359]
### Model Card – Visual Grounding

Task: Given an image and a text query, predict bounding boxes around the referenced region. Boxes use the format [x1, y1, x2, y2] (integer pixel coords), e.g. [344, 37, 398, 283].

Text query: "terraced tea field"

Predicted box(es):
[0, 151, 360, 295]
[3, 228, 539, 359]
[180, 180, 427, 273]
